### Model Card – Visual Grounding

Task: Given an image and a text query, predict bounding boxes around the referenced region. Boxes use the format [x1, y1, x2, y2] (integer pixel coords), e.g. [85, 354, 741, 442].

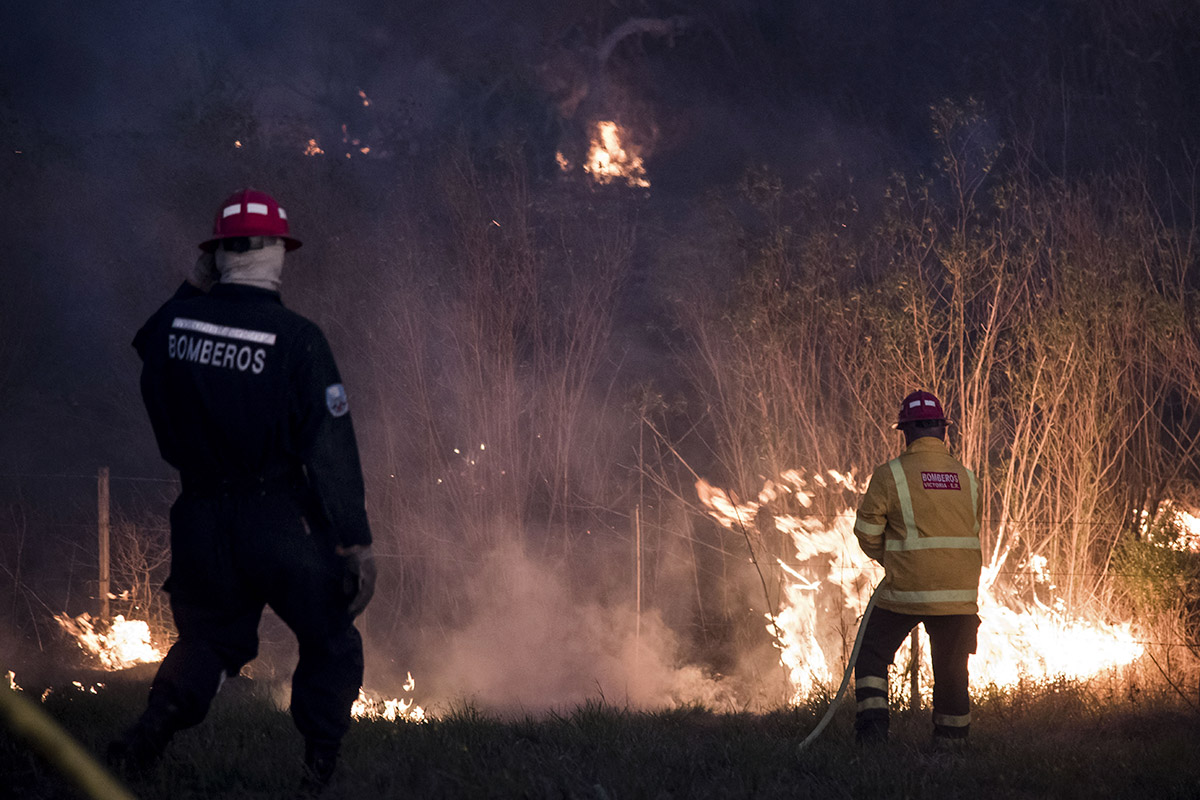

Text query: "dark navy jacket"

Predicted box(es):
[134, 281, 371, 547]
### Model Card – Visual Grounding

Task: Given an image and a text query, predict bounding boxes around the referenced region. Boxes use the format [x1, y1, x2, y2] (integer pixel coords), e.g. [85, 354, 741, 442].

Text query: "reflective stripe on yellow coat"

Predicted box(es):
[853, 437, 982, 615]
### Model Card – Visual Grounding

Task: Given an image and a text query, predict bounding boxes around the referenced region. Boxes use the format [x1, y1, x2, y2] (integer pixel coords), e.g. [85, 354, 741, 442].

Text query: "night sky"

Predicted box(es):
[4, 0, 1194, 463]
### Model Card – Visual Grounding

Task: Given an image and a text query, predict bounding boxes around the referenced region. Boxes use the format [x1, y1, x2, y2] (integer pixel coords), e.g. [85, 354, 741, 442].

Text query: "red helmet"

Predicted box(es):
[199, 189, 302, 252]
[894, 390, 948, 428]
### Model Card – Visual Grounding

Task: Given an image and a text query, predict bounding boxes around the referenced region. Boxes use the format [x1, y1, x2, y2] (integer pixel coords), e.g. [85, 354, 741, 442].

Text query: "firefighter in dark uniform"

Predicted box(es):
[110, 189, 376, 789]
[852, 390, 982, 746]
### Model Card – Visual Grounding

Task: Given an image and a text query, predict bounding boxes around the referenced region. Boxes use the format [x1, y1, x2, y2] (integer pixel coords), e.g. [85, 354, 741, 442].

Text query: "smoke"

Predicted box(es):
[389, 543, 734, 715]
[6, 0, 1197, 715]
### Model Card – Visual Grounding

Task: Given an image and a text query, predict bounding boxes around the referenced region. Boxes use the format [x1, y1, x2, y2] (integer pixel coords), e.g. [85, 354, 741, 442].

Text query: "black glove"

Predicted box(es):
[337, 544, 376, 617]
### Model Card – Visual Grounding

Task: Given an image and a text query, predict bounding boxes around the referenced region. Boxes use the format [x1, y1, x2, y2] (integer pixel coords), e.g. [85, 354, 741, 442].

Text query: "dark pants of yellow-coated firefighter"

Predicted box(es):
[853, 608, 980, 742]
[135, 487, 363, 759]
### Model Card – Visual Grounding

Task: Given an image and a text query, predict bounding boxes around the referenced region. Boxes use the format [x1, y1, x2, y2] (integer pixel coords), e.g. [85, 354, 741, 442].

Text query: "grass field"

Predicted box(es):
[4, 673, 1200, 799]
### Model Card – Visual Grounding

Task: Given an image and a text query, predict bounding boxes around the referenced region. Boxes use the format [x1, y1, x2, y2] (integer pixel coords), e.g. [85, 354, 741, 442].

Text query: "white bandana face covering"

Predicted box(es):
[216, 240, 285, 291]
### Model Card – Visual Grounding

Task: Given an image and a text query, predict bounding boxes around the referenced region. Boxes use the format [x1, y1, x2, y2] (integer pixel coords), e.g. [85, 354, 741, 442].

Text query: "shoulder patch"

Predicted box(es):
[325, 383, 349, 418]
[921, 471, 961, 490]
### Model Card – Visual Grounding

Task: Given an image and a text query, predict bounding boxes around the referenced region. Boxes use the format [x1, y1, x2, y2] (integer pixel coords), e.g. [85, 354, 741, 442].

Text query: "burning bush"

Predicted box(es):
[1110, 506, 1200, 647]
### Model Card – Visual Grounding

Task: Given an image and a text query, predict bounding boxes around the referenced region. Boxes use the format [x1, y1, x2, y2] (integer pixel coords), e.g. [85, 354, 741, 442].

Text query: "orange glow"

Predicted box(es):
[697, 471, 1144, 703]
[351, 673, 427, 722]
[51, 613, 430, 721]
[304, 139, 325, 156]
[584, 121, 649, 188]
[53, 613, 164, 671]
[1158, 504, 1200, 552]
[556, 121, 650, 188]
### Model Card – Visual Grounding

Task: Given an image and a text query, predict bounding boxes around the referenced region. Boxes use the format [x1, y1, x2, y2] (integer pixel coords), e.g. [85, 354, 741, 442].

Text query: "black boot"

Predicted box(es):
[107, 692, 189, 775]
[931, 723, 970, 752]
[106, 711, 177, 773]
[300, 741, 339, 794]
[854, 716, 889, 746]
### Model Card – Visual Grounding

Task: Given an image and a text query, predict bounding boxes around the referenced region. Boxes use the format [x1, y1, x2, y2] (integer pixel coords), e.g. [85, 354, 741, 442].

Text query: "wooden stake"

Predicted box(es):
[635, 503, 642, 648]
[98, 467, 110, 621]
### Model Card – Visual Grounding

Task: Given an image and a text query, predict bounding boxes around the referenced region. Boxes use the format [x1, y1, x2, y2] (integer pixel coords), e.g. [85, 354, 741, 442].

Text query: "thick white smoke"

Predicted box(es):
[401, 543, 735, 714]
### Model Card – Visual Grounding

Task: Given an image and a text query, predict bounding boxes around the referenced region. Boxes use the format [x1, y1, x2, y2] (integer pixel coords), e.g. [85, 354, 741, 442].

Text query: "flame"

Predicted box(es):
[557, 121, 650, 188]
[697, 472, 1145, 703]
[49, 612, 428, 721]
[1179, 509, 1200, 551]
[53, 613, 164, 671]
[304, 139, 324, 156]
[585, 121, 650, 188]
[1146, 503, 1200, 552]
[46, 608, 427, 721]
[974, 569, 1141, 686]
[351, 672, 426, 722]
[5, 671, 103, 699]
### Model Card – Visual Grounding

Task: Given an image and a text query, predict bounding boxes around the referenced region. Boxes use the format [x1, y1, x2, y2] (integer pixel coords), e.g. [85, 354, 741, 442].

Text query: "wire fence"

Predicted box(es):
[2, 469, 1198, 654]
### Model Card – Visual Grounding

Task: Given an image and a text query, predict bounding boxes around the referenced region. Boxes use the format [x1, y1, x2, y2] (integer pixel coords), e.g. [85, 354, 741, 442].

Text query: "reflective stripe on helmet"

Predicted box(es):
[896, 390, 947, 426]
[202, 189, 301, 252]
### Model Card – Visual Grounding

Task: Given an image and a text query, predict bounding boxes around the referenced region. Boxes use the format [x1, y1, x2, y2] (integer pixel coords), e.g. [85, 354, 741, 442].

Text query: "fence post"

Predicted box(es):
[98, 467, 110, 621]
[635, 504, 642, 645]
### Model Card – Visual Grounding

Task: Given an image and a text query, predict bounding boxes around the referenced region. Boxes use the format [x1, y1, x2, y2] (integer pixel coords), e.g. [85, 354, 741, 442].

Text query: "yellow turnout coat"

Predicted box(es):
[853, 437, 982, 615]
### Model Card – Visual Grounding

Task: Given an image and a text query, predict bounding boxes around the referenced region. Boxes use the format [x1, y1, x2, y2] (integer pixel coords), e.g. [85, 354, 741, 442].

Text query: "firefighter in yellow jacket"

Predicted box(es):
[853, 390, 982, 745]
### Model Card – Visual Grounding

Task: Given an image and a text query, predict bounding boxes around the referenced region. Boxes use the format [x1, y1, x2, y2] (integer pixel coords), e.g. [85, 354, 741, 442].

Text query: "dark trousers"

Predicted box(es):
[854, 607, 980, 739]
[141, 490, 363, 752]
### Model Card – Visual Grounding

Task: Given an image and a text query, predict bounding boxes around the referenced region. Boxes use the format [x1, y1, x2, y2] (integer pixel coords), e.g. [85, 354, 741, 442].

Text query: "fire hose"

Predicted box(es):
[795, 583, 880, 754]
[0, 681, 136, 800]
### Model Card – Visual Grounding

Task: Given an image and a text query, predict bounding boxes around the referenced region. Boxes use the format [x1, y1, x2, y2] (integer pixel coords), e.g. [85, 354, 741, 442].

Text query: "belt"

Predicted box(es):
[180, 469, 303, 496]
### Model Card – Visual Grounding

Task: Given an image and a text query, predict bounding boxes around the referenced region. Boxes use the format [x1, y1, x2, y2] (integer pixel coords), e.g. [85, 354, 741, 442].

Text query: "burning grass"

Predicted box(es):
[697, 471, 1149, 704]
[52, 612, 165, 671]
[9, 466, 1191, 796]
[4, 671, 1200, 799]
